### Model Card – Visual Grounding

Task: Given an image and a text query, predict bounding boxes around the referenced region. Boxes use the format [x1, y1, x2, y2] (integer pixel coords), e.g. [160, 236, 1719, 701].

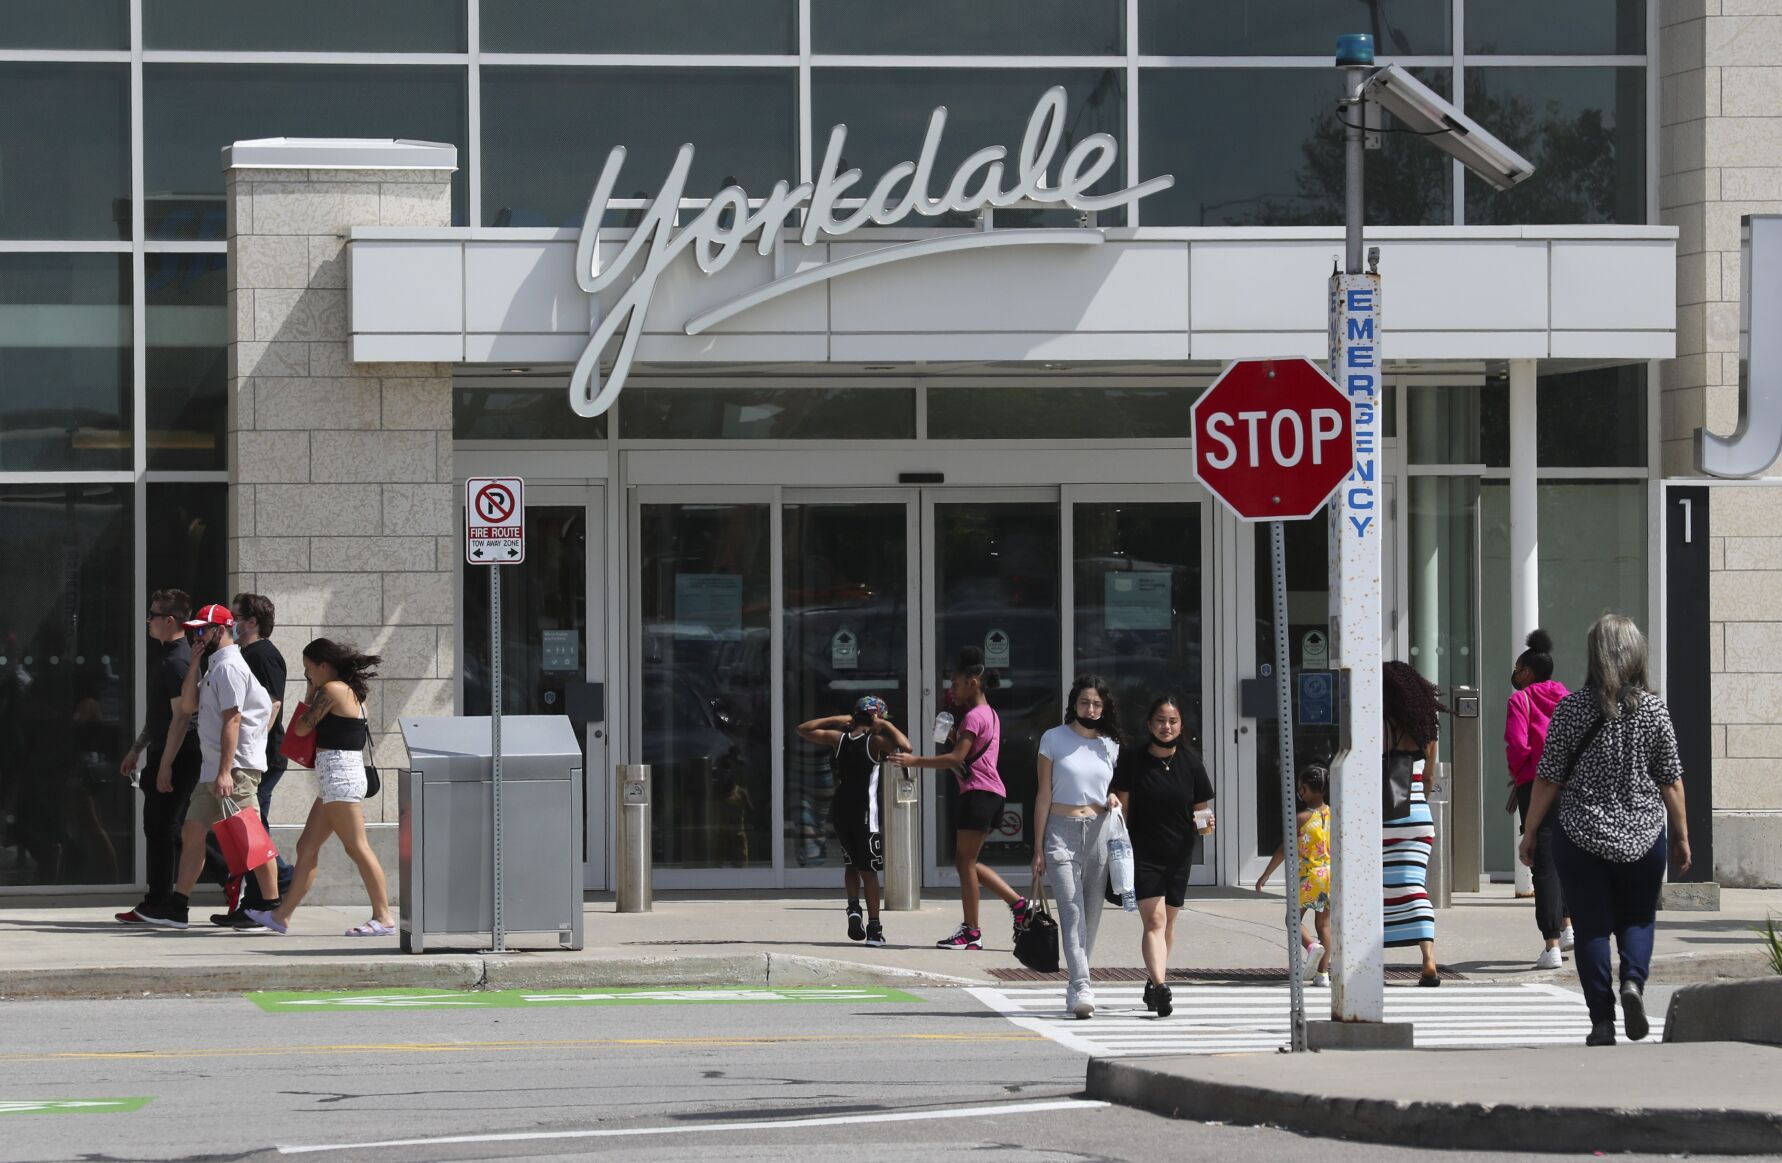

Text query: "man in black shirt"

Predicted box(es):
[115, 589, 204, 924]
[211, 592, 293, 928]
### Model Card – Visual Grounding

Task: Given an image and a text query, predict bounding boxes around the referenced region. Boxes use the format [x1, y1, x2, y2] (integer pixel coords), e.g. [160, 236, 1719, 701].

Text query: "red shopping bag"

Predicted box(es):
[212, 799, 279, 876]
[279, 701, 317, 768]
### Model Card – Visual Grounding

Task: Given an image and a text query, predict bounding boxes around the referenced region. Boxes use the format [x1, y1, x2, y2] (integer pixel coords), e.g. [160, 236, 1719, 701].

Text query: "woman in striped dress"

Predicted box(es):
[1383, 661, 1442, 986]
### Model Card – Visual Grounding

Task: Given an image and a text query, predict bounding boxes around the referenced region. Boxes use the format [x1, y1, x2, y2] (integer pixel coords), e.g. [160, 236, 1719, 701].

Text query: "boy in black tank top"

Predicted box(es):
[797, 696, 911, 946]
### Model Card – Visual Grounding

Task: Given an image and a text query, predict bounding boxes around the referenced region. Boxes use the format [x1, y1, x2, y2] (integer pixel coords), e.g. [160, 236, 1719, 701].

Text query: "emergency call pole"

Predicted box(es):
[1322, 35, 1533, 1034]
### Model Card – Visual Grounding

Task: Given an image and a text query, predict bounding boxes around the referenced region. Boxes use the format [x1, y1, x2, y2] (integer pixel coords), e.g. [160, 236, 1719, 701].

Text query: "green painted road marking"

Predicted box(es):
[0, 1098, 152, 1116]
[248, 985, 924, 1012]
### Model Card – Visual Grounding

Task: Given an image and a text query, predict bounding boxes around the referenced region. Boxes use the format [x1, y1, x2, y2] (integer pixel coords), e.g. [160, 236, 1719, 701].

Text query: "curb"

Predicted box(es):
[1086, 1056, 1782, 1156]
[0, 955, 984, 1000]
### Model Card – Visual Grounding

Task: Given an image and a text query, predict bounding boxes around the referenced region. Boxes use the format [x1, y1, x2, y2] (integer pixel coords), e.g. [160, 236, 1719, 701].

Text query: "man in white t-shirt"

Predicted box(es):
[137, 604, 280, 930]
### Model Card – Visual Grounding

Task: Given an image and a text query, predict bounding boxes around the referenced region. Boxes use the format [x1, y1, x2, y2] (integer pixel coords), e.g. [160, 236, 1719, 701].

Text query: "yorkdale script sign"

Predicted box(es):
[567, 87, 1175, 417]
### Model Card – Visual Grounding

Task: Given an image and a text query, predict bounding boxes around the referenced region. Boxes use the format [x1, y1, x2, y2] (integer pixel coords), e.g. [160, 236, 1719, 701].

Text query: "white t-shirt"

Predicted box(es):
[197, 644, 273, 780]
[1039, 723, 1119, 806]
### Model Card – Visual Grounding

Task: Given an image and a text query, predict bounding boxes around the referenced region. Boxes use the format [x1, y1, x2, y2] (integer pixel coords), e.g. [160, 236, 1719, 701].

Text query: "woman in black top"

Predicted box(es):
[1109, 694, 1214, 1018]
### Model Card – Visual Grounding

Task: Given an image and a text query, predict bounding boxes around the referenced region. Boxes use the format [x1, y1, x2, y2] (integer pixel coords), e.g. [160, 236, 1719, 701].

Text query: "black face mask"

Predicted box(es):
[1076, 714, 1103, 730]
[1149, 733, 1179, 751]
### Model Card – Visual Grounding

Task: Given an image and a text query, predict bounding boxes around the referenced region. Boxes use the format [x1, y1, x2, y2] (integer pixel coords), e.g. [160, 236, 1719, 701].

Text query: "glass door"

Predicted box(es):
[462, 483, 609, 890]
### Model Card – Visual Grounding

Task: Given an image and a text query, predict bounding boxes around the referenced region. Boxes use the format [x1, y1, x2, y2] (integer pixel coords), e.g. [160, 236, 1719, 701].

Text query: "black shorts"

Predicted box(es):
[956, 790, 1006, 834]
[839, 829, 883, 873]
[1134, 859, 1191, 908]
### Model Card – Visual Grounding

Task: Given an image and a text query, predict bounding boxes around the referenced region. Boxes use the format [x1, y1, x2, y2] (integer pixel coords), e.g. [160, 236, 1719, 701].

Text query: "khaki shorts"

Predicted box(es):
[188, 768, 264, 827]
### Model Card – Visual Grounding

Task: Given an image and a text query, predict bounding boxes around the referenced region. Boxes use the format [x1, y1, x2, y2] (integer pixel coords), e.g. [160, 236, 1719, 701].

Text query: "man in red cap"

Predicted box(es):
[137, 604, 279, 928]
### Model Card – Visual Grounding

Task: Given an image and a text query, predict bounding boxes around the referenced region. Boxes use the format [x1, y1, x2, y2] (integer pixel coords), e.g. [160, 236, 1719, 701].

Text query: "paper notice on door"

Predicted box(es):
[831, 628, 859, 670]
[984, 628, 1012, 673]
[675, 573, 743, 636]
[1105, 571, 1172, 631]
[541, 629, 580, 672]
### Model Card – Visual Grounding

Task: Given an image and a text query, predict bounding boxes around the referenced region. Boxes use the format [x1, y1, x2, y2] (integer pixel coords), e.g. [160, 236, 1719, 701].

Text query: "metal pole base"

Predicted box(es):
[1306, 1020, 1416, 1051]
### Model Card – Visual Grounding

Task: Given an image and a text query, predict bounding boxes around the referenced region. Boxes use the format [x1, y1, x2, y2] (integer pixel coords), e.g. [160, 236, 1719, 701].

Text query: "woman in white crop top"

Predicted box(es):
[1031, 674, 1121, 1019]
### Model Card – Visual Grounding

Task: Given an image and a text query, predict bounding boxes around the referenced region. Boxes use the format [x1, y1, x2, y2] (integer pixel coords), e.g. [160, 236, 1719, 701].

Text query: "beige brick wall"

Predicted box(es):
[225, 164, 455, 831]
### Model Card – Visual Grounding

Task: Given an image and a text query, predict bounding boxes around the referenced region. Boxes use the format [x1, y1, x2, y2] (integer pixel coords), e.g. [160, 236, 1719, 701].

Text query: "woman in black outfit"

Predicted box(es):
[1109, 694, 1214, 1019]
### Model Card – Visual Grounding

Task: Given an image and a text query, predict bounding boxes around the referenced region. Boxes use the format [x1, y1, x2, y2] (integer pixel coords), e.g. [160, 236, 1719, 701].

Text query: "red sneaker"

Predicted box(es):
[223, 875, 243, 912]
[114, 908, 149, 924]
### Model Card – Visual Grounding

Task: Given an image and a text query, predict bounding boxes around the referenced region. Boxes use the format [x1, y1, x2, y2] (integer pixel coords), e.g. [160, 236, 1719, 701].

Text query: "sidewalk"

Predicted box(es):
[1, 884, 1775, 998]
[1087, 1042, 1782, 1155]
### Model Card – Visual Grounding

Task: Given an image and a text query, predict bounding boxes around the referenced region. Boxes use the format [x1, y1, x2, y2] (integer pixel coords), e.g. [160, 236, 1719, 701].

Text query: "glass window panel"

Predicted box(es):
[454, 386, 608, 441]
[0, 64, 130, 241]
[1140, 0, 1450, 55]
[1139, 68, 1452, 226]
[620, 387, 914, 440]
[1464, 67, 1646, 225]
[812, 69, 1127, 227]
[1536, 481, 1648, 690]
[481, 67, 795, 227]
[1407, 383, 1508, 467]
[144, 65, 468, 240]
[147, 482, 228, 602]
[145, 0, 465, 51]
[482, 0, 792, 53]
[783, 503, 910, 870]
[814, 0, 1122, 55]
[1408, 474, 1481, 716]
[1535, 365, 1646, 467]
[145, 253, 227, 471]
[1249, 516, 1335, 855]
[928, 387, 1196, 439]
[1467, 1, 1645, 55]
[0, 254, 131, 471]
[639, 503, 772, 869]
[0, 483, 136, 887]
[0, 1, 127, 49]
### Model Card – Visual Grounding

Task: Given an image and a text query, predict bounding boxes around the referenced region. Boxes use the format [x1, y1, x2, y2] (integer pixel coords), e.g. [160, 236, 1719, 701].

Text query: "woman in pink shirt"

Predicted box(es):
[1506, 629, 1573, 969]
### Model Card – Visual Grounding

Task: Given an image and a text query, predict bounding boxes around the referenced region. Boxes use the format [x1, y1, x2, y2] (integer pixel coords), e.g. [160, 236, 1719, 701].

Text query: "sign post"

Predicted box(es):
[1192, 356, 1354, 1052]
[466, 476, 526, 953]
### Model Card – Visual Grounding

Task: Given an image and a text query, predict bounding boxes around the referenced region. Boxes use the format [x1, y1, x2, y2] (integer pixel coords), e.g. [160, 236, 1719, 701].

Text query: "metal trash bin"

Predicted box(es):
[615, 764, 651, 913]
[397, 715, 584, 953]
[881, 763, 920, 911]
[1427, 760, 1453, 910]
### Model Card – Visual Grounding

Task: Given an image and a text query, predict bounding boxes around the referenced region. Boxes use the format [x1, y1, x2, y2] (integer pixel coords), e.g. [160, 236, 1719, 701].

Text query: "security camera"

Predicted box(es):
[1363, 64, 1534, 192]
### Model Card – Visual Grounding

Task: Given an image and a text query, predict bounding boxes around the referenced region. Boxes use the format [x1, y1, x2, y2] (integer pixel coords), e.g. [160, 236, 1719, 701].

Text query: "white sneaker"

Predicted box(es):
[1534, 946, 1563, 970]
[1560, 926, 1576, 952]
[1302, 941, 1325, 983]
[1312, 972, 1330, 987]
[1072, 990, 1096, 1020]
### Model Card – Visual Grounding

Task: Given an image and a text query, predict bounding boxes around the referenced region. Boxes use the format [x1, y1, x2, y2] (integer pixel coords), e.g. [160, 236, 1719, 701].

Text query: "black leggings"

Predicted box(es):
[1516, 781, 1567, 940]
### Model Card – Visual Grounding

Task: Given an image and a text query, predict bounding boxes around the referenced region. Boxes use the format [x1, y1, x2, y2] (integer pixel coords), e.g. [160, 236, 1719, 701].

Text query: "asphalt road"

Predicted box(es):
[0, 986, 1705, 1162]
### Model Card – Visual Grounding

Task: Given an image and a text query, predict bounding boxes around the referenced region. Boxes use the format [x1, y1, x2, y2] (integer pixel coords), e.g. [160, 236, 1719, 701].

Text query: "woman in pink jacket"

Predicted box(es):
[1506, 630, 1573, 969]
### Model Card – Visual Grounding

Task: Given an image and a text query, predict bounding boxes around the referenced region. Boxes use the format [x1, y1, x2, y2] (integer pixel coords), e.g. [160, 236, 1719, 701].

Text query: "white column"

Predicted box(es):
[1508, 359, 1538, 894]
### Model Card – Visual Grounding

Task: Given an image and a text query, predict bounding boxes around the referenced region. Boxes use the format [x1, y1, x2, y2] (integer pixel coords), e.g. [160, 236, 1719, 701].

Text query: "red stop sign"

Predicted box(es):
[1192, 358, 1354, 521]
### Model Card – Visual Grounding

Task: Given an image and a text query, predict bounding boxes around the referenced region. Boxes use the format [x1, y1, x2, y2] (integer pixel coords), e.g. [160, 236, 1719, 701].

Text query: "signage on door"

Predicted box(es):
[1301, 629, 1330, 670]
[1191, 358, 1355, 522]
[831, 628, 859, 671]
[466, 477, 525, 564]
[565, 86, 1176, 419]
[984, 628, 1012, 672]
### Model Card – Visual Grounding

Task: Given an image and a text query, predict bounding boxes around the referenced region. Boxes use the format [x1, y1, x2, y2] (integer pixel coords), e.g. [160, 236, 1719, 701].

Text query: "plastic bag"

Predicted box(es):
[1105, 805, 1137, 912]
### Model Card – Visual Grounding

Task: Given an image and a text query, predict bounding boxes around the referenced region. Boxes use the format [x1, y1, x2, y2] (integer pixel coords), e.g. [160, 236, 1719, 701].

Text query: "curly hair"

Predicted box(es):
[1383, 660, 1443, 749]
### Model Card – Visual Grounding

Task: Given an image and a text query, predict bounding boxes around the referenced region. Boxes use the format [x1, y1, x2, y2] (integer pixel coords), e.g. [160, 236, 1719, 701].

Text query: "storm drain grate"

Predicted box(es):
[988, 966, 1467, 983]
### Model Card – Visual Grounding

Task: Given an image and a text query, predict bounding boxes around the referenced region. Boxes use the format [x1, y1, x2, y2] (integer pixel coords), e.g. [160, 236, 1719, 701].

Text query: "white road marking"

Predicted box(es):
[278, 1098, 1111, 1154]
[968, 982, 1665, 1057]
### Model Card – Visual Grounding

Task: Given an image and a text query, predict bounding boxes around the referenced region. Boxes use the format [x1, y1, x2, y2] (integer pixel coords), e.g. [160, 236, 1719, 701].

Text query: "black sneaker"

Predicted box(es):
[137, 895, 188, 930]
[1586, 1019, 1616, 1047]
[846, 903, 866, 942]
[1142, 982, 1158, 1013]
[1620, 980, 1649, 1041]
[1154, 983, 1174, 1019]
[211, 908, 266, 931]
[864, 920, 886, 947]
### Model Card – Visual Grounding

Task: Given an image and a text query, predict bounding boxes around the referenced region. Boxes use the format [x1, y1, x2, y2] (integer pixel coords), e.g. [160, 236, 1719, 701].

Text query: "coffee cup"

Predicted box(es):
[1194, 808, 1215, 835]
[932, 711, 955, 746]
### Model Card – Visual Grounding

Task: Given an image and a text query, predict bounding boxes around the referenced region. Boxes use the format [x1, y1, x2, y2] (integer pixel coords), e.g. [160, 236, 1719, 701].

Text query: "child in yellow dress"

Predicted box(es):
[1255, 764, 1333, 986]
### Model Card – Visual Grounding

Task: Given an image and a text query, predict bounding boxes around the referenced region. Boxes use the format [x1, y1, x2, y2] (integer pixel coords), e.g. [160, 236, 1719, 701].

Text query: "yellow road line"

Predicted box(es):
[0, 1032, 1043, 1064]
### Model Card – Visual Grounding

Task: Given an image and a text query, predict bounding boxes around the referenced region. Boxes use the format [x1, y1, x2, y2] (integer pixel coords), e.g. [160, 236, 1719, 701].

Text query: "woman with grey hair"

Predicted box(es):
[1518, 614, 1689, 1047]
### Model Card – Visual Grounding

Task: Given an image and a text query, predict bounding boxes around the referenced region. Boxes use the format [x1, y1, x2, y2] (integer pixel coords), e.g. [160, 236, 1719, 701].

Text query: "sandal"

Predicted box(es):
[1418, 970, 1442, 987]
[345, 919, 396, 937]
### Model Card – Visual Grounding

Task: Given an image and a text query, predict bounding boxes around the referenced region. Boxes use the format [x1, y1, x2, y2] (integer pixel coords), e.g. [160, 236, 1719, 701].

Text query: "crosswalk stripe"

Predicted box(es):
[967, 983, 1664, 1057]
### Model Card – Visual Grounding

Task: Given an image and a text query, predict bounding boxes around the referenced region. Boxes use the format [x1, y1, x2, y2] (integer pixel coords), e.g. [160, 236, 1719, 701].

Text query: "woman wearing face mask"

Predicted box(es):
[1110, 694, 1214, 1019]
[1030, 674, 1121, 1019]
[1506, 629, 1573, 970]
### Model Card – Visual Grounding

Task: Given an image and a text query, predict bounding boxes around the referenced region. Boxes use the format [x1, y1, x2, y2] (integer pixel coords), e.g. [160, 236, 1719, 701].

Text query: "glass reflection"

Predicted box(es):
[482, 0, 793, 53]
[640, 503, 772, 869]
[0, 254, 131, 472]
[812, 69, 1126, 227]
[1140, 68, 1451, 226]
[0, 1, 127, 49]
[144, 0, 465, 51]
[621, 387, 915, 440]
[0, 64, 130, 241]
[0, 484, 135, 887]
[928, 387, 1196, 439]
[1467, 0, 1645, 55]
[1533, 365, 1646, 468]
[783, 504, 909, 869]
[1464, 68, 1645, 225]
[1250, 517, 1335, 856]
[1140, 0, 1450, 55]
[813, 0, 1122, 55]
[143, 65, 468, 239]
[481, 68, 796, 227]
[146, 483, 227, 602]
[146, 253, 227, 471]
[454, 387, 608, 442]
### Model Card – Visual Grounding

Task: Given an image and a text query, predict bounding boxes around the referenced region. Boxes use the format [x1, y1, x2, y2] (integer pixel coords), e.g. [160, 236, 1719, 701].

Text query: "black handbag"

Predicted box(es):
[363, 731, 382, 799]
[1013, 875, 1060, 973]
[1383, 749, 1416, 821]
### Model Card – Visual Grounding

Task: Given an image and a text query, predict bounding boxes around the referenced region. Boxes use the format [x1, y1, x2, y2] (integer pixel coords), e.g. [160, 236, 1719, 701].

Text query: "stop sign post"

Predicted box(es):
[1192, 358, 1354, 1052]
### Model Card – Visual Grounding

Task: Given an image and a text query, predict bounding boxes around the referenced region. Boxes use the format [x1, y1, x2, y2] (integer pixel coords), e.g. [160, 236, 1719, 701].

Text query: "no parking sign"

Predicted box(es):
[466, 477, 525, 564]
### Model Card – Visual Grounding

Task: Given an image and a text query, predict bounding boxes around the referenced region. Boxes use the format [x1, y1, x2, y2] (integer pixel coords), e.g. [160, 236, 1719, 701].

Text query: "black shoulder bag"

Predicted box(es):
[1558, 711, 1607, 784]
